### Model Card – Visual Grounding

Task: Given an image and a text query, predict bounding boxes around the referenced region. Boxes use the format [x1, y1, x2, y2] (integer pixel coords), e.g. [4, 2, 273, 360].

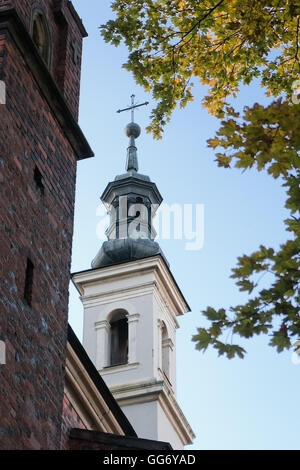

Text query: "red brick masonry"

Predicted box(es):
[0, 0, 89, 450]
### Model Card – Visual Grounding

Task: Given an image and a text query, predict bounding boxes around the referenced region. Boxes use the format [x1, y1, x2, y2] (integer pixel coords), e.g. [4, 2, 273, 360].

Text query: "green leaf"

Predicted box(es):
[203, 307, 226, 321]
[192, 328, 211, 352]
[269, 332, 291, 352]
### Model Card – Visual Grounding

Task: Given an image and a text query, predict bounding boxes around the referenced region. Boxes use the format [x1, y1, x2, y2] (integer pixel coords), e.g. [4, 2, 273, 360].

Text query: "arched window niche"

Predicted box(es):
[161, 323, 169, 378]
[109, 309, 128, 367]
[95, 305, 140, 372]
[31, 9, 52, 67]
[158, 319, 174, 385]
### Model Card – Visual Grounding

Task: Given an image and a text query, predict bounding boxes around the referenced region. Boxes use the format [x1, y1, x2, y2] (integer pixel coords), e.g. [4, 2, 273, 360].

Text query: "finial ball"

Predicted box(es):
[125, 122, 141, 139]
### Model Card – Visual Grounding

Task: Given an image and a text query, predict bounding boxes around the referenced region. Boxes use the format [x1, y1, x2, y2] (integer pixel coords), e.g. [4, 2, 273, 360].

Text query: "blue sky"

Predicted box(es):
[69, 1, 299, 450]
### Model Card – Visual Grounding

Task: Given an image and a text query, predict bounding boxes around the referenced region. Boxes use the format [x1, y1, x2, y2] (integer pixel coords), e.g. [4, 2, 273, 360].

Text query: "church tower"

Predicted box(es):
[72, 98, 195, 449]
[0, 1, 92, 450]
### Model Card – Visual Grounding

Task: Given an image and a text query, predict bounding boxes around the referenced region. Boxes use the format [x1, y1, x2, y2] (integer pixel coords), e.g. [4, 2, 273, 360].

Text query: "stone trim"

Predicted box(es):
[67, 325, 137, 437]
[67, 0, 88, 38]
[80, 281, 155, 307]
[110, 379, 195, 446]
[72, 255, 190, 315]
[69, 428, 172, 450]
[66, 342, 126, 435]
[100, 361, 140, 375]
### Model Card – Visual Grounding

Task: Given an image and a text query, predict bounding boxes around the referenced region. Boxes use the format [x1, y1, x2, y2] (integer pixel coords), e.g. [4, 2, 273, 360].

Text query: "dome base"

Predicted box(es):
[92, 238, 169, 269]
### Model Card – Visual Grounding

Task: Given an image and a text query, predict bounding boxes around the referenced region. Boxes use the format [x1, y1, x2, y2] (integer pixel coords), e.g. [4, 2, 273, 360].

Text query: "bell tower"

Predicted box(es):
[72, 98, 194, 449]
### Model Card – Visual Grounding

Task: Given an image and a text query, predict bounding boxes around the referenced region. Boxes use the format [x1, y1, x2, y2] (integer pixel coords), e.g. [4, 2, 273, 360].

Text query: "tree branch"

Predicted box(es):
[172, 0, 226, 49]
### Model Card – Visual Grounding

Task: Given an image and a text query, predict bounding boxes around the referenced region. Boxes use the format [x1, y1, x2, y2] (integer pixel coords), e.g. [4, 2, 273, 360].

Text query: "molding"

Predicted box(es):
[96, 300, 139, 323]
[153, 282, 180, 329]
[80, 281, 155, 308]
[156, 299, 179, 330]
[101, 177, 163, 206]
[109, 379, 195, 446]
[158, 367, 173, 391]
[65, 342, 126, 436]
[100, 362, 140, 376]
[158, 386, 195, 446]
[67, 325, 137, 438]
[110, 378, 165, 405]
[72, 255, 190, 316]
[162, 338, 174, 351]
[95, 319, 110, 332]
[67, 0, 88, 37]
[30, 4, 53, 69]
[73, 256, 158, 285]
[0, 7, 93, 160]
[127, 313, 140, 323]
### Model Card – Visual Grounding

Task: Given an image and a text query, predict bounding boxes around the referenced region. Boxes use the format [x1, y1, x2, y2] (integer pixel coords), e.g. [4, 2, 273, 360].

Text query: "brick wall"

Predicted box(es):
[0, 0, 86, 119]
[61, 394, 86, 450]
[0, 0, 87, 450]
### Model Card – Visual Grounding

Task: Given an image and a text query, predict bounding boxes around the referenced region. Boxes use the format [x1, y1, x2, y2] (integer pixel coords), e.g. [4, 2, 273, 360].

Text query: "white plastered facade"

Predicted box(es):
[72, 255, 195, 449]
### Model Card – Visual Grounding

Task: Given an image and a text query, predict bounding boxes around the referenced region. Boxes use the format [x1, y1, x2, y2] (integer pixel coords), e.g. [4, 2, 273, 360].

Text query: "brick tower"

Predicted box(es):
[0, 1, 92, 449]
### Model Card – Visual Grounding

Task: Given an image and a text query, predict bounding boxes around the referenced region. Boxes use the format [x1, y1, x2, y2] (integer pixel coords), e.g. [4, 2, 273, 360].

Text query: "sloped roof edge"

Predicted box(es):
[67, 324, 137, 438]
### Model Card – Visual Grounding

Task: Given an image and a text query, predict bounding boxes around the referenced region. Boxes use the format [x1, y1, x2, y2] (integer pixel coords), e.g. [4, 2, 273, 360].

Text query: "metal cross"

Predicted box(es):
[117, 95, 149, 123]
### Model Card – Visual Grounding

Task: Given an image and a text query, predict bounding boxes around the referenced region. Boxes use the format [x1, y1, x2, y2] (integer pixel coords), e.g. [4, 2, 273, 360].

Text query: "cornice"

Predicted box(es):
[0, 7, 93, 160]
[67, 0, 88, 37]
[81, 282, 155, 308]
[72, 255, 190, 316]
[67, 325, 137, 437]
[65, 342, 125, 436]
[100, 361, 140, 376]
[110, 378, 195, 446]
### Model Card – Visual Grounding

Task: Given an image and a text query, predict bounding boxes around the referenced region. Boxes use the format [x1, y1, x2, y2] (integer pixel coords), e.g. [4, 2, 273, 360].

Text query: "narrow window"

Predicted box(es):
[32, 12, 51, 66]
[162, 323, 170, 380]
[110, 317, 128, 366]
[34, 166, 44, 195]
[24, 259, 34, 306]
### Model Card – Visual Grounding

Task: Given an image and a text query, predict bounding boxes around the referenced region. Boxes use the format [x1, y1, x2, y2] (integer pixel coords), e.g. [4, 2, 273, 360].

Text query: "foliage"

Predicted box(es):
[195, 99, 300, 358]
[101, 0, 300, 135]
[101, 0, 300, 358]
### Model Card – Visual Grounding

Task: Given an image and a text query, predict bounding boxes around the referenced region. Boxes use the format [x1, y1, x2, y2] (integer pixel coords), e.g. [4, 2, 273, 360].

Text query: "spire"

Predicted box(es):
[117, 94, 149, 173]
[91, 95, 167, 270]
[125, 122, 140, 172]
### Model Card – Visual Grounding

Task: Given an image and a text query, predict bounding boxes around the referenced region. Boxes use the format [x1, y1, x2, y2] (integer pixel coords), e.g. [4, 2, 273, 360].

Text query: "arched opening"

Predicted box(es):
[109, 310, 128, 367]
[32, 12, 51, 66]
[161, 322, 170, 379]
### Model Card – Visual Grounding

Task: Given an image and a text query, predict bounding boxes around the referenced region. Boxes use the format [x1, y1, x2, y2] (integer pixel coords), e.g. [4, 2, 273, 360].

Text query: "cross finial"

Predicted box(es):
[117, 95, 149, 123]
[117, 96, 149, 173]
[130, 94, 135, 123]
